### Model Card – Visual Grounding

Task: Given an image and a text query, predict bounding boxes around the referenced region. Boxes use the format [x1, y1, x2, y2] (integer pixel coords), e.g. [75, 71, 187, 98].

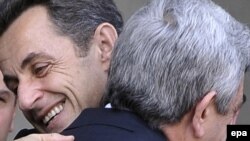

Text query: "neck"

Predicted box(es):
[160, 112, 197, 141]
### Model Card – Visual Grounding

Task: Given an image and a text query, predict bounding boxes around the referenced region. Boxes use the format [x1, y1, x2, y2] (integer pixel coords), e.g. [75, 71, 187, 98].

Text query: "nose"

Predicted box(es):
[18, 80, 44, 111]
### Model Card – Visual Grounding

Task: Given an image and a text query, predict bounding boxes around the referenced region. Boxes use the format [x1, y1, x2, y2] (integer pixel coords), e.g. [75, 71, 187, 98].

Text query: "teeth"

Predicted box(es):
[43, 104, 64, 125]
[55, 107, 60, 113]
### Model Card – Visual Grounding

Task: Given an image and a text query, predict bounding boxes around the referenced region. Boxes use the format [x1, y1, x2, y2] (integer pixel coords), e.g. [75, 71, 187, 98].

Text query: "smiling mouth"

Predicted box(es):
[42, 104, 64, 125]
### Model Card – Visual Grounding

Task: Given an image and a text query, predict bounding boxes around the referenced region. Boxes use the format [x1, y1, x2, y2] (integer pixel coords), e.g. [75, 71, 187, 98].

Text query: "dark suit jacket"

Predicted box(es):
[15, 108, 166, 141]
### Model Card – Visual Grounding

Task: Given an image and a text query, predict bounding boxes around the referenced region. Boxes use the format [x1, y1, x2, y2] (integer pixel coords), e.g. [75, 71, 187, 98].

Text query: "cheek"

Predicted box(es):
[0, 109, 14, 139]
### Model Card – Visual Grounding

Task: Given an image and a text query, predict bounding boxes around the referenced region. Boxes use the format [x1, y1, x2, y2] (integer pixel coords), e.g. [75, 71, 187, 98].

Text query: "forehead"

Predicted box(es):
[0, 5, 75, 72]
[0, 6, 49, 64]
[0, 5, 50, 49]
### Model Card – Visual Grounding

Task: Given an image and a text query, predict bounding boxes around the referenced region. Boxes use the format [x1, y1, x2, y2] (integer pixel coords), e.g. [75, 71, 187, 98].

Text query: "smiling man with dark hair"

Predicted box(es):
[0, 0, 123, 140]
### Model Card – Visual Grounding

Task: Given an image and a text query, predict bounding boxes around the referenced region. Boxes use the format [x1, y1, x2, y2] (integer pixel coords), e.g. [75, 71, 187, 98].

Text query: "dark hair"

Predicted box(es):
[0, 0, 123, 54]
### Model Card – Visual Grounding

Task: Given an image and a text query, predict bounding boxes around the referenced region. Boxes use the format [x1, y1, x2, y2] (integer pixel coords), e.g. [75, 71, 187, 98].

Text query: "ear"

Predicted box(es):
[93, 23, 118, 72]
[192, 91, 216, 138]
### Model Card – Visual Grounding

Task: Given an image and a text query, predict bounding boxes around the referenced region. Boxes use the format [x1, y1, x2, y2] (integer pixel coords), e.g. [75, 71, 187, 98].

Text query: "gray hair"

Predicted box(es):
[107, 0, 250, 128]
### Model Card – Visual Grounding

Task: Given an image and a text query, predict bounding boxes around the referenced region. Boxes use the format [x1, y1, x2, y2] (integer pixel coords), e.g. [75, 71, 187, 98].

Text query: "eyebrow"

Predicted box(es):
[21, 52, 37, 69]
[0, 89, 13, 96]
[0, 89, 16, 104]
[21, 52, 55, 69]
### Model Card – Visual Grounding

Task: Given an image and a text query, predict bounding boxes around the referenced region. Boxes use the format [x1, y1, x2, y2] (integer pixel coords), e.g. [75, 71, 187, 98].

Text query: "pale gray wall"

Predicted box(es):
[8, 0, 250, 140]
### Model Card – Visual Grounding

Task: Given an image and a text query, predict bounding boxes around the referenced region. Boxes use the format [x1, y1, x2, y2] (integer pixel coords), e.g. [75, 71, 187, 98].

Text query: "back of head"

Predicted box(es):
[0, 0, 123, 55]
[107, 0, 249, 128]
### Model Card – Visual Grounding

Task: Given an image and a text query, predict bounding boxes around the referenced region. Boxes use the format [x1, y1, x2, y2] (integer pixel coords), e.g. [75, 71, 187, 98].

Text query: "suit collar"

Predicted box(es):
[63, 108, 147, 132]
